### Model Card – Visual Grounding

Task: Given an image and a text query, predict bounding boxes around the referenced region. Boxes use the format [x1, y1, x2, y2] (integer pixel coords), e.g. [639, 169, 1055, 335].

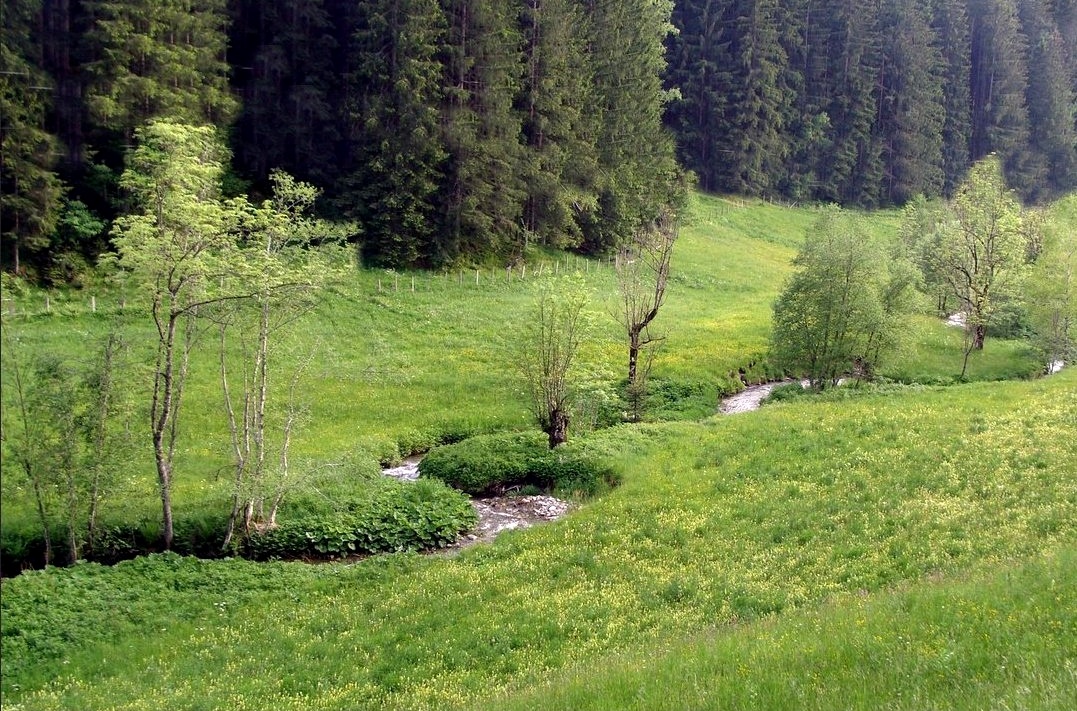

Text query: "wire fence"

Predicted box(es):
[371, 254, 617, 294]
[0, 255, 619, 320]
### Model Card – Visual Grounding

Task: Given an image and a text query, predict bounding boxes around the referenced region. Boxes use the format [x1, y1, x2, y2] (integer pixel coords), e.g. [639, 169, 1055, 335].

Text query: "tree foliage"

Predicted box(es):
[83, 0, 237, 139]
[109, 120, 236, 549]
[0, 0, 64, 276]
[667, 0, 1077, 205]
[937, 156, 1027, 372]
[1025, 194, 1077, 370]
[215, 171, 349, 547]
[771, 207, 915, 387]
[517, 275, 593, 448]
[0, 326, 133, 566]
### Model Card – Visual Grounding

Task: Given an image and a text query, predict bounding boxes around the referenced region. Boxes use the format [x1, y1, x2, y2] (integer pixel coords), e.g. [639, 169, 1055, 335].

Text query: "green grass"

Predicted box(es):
[482, 549, 1077, 710]
[883, 314, 1044, 384]
[2, 370, 1074, 709]
[0, 195, 815, 540]
[1, 194, 1064, 709]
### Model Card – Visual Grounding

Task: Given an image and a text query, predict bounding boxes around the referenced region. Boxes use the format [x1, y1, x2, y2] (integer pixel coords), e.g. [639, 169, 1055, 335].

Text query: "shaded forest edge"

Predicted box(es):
[3, 0, 1075, 282]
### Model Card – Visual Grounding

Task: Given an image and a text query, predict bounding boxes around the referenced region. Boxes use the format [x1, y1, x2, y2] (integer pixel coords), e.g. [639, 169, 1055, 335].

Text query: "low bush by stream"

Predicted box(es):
[417, 431, 622, 497]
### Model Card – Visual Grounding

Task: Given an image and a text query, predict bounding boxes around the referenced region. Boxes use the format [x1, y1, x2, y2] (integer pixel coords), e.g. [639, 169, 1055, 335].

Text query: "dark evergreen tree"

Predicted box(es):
[1, 0, 64, 275]
[969, 0, 1034, 191]
[1018, 0, 1077, 197]
[40, 0, 86, 167]
[436, 0, 526, 263]
[230, 0, 342, 187]
[666, 0, 730, 192]
[816, 0, 884, 205]
[82, 0, 238, 141]
[724, 0, 793, 196]
[580, 0, 682, 253]
[518, 0, 600, 249]
[342, 0, 447, 267]
[932, 0, 974, 194]
[876, 0, 946, 204]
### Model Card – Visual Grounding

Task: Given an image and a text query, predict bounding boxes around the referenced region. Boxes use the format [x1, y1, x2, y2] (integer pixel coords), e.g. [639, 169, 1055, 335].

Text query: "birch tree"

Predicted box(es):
[216, 171, 348, 547]
[109, 120, 239, 549]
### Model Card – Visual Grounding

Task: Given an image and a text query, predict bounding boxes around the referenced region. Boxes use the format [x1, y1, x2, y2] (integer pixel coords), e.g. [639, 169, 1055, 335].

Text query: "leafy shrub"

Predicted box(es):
[545, 446, 622, 497]
[418, 432, 546, 494]
[397, 427, 447, 457]
[355, 434, 402, 466]
[987, 293, 1032, 340]
[245, 478, 476, 560]
[0, 552, 330, 691]
[418, 431, 621, 497]
[763, 382, 809, 404]
[644, 376, 717, 420]
[430, 416, 484, 445]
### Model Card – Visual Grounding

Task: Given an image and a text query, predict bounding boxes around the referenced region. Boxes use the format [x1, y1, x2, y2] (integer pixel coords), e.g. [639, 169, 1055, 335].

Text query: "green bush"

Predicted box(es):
[418, 431, 621, 497]
[644, 376, 717, 420]
[354, 434, 402, 467]
[245, 478, 476, 560]
[763, 382, 808, 404]
[417, 432, 545, 494]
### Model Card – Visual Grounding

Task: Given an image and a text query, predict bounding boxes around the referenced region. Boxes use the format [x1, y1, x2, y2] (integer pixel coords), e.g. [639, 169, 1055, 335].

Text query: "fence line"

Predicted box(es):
[1, 256, 616, 318]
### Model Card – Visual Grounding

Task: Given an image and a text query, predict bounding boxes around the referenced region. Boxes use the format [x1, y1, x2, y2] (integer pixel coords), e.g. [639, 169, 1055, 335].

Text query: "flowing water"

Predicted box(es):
[381, 458, 573, 549]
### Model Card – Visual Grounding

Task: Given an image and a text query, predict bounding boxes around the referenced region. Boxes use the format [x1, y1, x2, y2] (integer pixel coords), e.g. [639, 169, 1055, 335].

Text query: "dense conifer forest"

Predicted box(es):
[2, 0, 1075, 278]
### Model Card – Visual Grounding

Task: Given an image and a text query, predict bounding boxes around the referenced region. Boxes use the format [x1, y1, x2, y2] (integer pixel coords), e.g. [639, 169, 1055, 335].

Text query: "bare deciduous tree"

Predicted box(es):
[518, 275, 591, 448]
[616, 208, 678, 420]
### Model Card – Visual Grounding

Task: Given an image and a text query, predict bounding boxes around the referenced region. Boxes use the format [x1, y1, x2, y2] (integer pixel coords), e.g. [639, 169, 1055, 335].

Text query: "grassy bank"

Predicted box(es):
[3, 369, 1074, 708]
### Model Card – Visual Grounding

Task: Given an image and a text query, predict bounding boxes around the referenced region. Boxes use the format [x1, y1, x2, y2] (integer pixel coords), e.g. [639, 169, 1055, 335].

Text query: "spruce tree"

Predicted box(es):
[343, 0, 447, 267]
[932, 0, 973, 194]
[83, 0, 238, 140]
[518, 0, 600, 249]
[1018, 0, 1077, 197]
[876, 0, 946, 204]
[968, 0, 1034, 192]
[580, 0, 681, 252]
[719, 0, 794, 196]
[230, 0, 342, 188]
[1, 0, 64, 275]
[436, 0, 525, 263]
[666, 0, 731, 193]
[817, 0, 884, 205]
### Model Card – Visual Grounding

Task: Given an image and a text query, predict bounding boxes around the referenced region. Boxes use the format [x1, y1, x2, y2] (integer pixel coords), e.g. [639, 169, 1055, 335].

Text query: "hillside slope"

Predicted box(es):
[3, 369, 1074, 709]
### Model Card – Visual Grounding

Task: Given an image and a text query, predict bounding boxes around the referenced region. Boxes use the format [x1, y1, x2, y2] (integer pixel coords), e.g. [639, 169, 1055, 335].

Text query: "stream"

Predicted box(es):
[719, 379, 808, 414]
[382, 457, 574, 549]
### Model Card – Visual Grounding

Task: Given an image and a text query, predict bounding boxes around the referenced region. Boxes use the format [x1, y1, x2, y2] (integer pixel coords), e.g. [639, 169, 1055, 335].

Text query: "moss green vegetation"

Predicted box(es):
[2, 371, 1074, 708]
[2, 195, 1069, 709]
[486, 549, 1077, 711]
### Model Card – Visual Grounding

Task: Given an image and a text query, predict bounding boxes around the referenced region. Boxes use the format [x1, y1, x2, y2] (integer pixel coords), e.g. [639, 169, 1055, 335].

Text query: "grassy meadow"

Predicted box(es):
[2, 194, 1073, 709]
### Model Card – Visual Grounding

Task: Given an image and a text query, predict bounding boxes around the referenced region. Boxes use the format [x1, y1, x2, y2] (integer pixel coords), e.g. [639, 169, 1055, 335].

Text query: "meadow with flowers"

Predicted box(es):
[2, 195, 1073, 709]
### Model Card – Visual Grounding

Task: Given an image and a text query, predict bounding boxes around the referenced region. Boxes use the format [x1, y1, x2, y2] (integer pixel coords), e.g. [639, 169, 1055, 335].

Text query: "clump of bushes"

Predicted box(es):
[418, 431, 621, 497]
[763, 382, 810, 404]
[245, 478, 476, 560]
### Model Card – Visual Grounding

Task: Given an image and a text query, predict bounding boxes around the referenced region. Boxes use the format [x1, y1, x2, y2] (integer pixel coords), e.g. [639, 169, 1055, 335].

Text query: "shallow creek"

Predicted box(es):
[719, 379, 808, 414]
[382, 457, 573, 549]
